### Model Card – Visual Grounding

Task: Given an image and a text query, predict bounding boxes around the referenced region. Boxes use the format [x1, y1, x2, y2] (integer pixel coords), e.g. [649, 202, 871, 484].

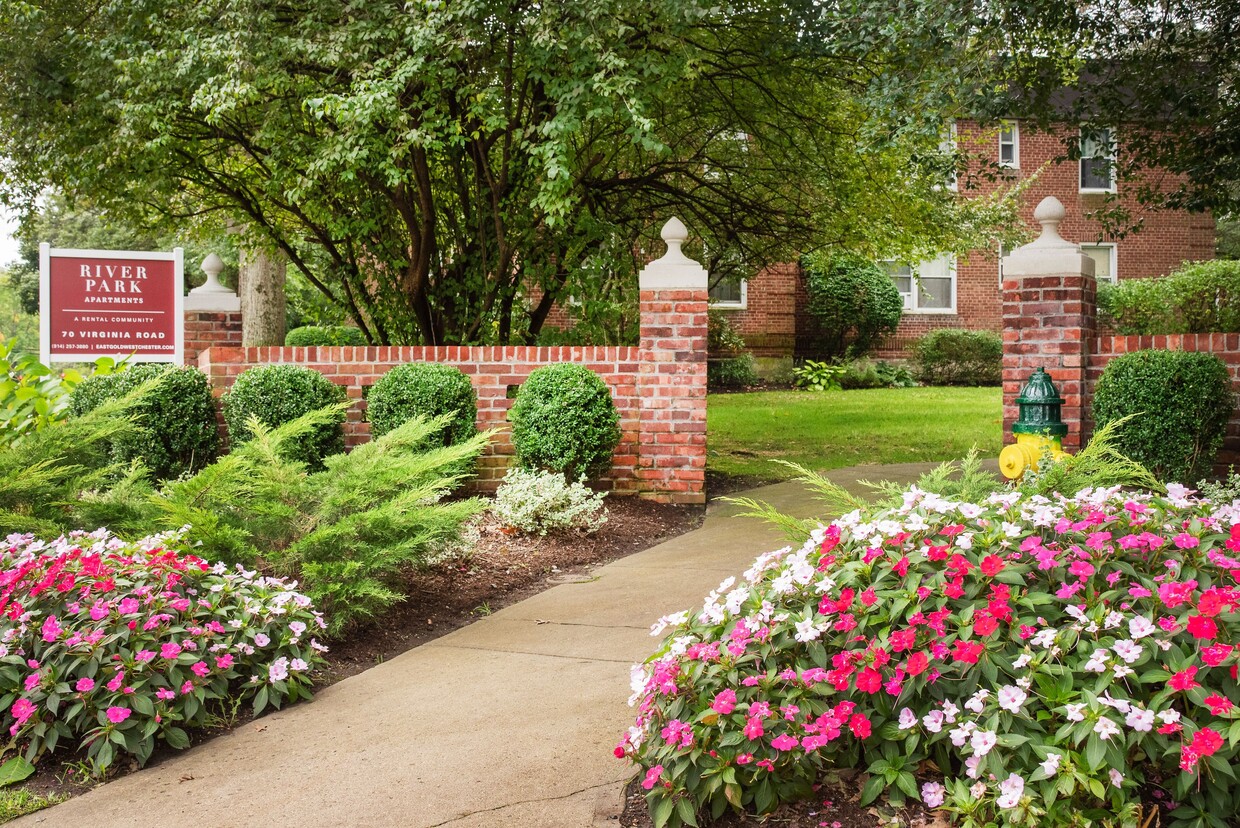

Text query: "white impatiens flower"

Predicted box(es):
[1039, 753, 1062, 777]
[949, 723, 976, 747]
[1129, 615, 1157, 639]
[1094, 717, 1121, 741]
[1064, 703, 1087, 722]
[1015, 676, 1033, 690]
[996, 773, 1025, 808]
[965, 755, 982, 779]
[1126, 708, 1155, 732]
[1002, 521, 1023, 537]
[942, 701, 960, 723]
[1109, 769, 1124, 788]
[1084, 648, 1110, 672]
[997, 685, 1028, 713]
[898, 708, 918, 730]
[1104, 611, 1124, 629]
[970, 729, 998, 757]
[1158, 709, 1181, 724]
[1031, 628, 1058, 649]
[970, 781, 987, 799]
[923, 710, 946, 733]
[1013, 653, 1032, 669]
[1113, 664, 1134, 679]
[1112, 639, 1142, 664]
[794, 617, 822, 643]
[965, 688, 991, 713]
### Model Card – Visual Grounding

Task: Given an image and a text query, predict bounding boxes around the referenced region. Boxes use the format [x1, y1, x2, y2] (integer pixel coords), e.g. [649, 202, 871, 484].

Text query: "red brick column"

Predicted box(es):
[185, 311, 243, 366]
[637, 218, 709, 504]
[1002, 197, 1097, 452]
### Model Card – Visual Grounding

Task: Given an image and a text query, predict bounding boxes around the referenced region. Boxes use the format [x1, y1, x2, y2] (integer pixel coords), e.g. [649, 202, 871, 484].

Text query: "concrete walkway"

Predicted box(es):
[15, 463, 944, 828]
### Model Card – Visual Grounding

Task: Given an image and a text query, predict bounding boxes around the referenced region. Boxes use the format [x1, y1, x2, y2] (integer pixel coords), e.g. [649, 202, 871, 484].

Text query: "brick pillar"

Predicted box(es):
[184, 252, 244, 367]
[1002, 197, 1097, 452]
[637, 218, 708, 504]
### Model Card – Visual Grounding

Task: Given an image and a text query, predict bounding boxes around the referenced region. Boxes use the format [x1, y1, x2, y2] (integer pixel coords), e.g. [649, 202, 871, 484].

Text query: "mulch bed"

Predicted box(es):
[12, 494, 705, 809]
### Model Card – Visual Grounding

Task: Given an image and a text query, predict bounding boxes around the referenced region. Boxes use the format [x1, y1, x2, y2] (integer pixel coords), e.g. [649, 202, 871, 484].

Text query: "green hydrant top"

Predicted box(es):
[1012, 368, 1068, 437]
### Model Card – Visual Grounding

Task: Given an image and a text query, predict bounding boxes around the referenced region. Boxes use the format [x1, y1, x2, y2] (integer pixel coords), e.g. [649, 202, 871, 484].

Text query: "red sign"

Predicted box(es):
[40, 246, 184, 364]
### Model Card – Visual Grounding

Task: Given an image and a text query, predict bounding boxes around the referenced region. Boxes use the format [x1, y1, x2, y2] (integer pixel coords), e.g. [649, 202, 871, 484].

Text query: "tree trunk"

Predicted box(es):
[239, 247, 287, 346]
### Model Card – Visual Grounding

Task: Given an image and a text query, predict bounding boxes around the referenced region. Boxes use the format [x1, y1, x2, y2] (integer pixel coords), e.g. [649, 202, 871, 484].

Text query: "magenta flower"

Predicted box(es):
[160, 641, 182, 660]
[75, 677, 95, 693]
[190, 661, 210, 677]
[711, 689, 737, 715]
[105, 706, 131, 724]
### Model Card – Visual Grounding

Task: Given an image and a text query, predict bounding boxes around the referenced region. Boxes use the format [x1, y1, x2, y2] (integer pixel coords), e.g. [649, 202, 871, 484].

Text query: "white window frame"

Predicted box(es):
[885, 255, 956, 314]
[999, 121, 1019, 169]
[708, 278, 747, 310]
[998, 242, 1009, 286]
[1079, 126, 1117, 194]
[941, 120, 958, 192]
[1080, 243, 1118, 284]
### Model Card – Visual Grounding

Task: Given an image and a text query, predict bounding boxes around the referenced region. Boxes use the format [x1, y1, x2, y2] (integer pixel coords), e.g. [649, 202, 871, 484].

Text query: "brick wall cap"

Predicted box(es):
[1003, 197, 1097, 278]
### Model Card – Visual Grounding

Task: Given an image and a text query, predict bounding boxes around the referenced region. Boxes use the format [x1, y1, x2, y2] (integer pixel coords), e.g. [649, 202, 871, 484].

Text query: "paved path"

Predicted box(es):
[15, 463, 943, 828]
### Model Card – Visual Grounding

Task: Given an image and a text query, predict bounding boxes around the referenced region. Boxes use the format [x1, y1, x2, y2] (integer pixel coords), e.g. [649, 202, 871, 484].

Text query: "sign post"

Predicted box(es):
[39, 246, 184, 365]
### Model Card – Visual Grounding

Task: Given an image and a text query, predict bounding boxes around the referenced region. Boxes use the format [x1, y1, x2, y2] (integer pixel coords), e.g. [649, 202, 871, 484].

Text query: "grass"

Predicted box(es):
[707, 386, 1002, 479]
[0, 788, 66, 821]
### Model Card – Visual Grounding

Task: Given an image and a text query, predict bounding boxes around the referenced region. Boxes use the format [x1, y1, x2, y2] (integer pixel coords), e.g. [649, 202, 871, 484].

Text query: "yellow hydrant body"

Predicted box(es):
[1001, 368, 1070, 480]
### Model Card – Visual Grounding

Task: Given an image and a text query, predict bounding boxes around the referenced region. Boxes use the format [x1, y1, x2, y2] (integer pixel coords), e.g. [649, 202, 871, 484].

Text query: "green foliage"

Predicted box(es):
[708, 356, 759, 390]
[223, 365, 346, 469]
[912, 328, 1002, 386]
[1092, 350, 1234, 483]
[284, 325, 368, 347]
[801, 256, 903, 359]
[1018, 416, 1163, 497]
[510, 364, 621, 480]
[792, 360, 844, 392]
[0, 0, 1027, 345]
[837, 359, 916, 390]
[1098, 260, 1240, 335]
[0, 339, 123, 448]
[366, 364, 478, 457]
[708, 311, 748, 356]
[68, 364, 218, 482]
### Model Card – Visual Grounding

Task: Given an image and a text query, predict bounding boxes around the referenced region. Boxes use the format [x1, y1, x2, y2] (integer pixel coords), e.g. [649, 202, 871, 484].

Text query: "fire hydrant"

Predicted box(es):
[999, 368, 1070, 480]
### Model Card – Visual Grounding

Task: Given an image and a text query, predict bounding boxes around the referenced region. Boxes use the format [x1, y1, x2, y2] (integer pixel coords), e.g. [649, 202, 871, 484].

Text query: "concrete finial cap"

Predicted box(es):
[661, 217, 688, 246]
[1033, 196, 1066, 225]
[201, 253, 224, 278]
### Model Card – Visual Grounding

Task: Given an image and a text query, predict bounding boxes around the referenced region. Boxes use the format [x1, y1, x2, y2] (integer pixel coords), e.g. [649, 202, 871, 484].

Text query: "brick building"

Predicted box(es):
[712, 119, 1216, 364]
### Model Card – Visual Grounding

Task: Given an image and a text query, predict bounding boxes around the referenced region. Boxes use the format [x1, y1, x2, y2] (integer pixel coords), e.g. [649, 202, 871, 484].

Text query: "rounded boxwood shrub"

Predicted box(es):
[620, 485, 1240, 828]
[222, 365, 346, 468]
[509, 363, 621, 479]
[68, 364, 219, 481]
[285, 325, 367, 347]
[802, 255, 903, 359]
[367, 363, 477, 447]
[1093, 349, 1234, 482]
[1099, 260, 1240, 335]
[912, 328, 1002, 386]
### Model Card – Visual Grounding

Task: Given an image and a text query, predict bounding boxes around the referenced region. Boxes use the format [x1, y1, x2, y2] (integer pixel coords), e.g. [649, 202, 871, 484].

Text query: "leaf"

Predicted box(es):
[163, 726, 190, 750]
[675, 797, 699, 827]
[651, 795, 675, 828]
[859, 773, 886, 806]
[0, 756, 35, 787]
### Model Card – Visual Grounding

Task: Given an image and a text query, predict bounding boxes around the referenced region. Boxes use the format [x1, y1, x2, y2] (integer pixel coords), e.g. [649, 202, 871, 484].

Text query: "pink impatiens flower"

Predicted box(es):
[105, 706, 131, 724]
[711, 689, 737, 715]
[770, 734, 798, 751]
[74, 677, 95, 693]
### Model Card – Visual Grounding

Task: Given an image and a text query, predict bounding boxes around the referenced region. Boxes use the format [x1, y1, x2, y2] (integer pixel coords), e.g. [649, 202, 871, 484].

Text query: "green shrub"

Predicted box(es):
[1098, 260, 1240, 334]
[1092, 349, 1234, 482]
[792, 359, 844, 392]
[708, 310, 748, 356]
[912, 328, 1002, 386]
[708, 355, 758, 390]
[367, 363, 477, 450]
[68, 364, 218, 481]
[0, 338, 124, 448]
[491, 468, 608, 535]
[838, 359, 917, 390]
[284, 325, 368, 347]
[801, 255, 903, 358]
[223, 365, 346, 468]
[510, 364, 621, 479]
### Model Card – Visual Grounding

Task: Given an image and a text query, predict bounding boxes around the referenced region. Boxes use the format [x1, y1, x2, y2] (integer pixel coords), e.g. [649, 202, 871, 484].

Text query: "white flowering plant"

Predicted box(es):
[491, 468, 607, 535]
[618, 483, 1240, 828]
[0, 528, 327, 773]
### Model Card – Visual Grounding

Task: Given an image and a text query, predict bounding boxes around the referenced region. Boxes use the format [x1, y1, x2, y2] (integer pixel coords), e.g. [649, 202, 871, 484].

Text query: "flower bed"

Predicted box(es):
[619, 484, 1240, 828]
[0, 529, 327, 771]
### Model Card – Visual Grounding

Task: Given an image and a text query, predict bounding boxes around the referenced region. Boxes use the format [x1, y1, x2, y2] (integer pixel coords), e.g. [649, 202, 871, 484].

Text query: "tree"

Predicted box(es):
[0, 0, 1023, 346]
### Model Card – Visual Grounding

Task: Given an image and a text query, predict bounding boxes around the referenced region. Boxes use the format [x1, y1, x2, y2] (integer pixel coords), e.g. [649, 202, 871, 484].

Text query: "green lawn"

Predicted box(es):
[707, 387, 1002, 479]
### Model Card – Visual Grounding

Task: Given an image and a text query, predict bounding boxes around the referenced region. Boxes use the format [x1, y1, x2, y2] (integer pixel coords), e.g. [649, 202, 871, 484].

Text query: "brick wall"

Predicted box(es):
[191, 222, 708, 504]
[719, 262, 799, 356]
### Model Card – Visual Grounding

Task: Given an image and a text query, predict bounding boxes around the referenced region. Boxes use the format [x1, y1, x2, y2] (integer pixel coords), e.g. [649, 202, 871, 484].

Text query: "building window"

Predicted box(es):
[884, 253, 955, 313]
[1081, 243, 1117, 284]
[1080, 127, 1116, 192]
[999, 121, 1019, 168]
[941, 120, 958, 191]
[708, 278, 746, 309]
[998, 242, 1010, 286]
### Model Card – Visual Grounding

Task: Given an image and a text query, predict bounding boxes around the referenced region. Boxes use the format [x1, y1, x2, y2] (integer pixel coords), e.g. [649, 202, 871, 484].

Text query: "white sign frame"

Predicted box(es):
[40, 245, 185, 365]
